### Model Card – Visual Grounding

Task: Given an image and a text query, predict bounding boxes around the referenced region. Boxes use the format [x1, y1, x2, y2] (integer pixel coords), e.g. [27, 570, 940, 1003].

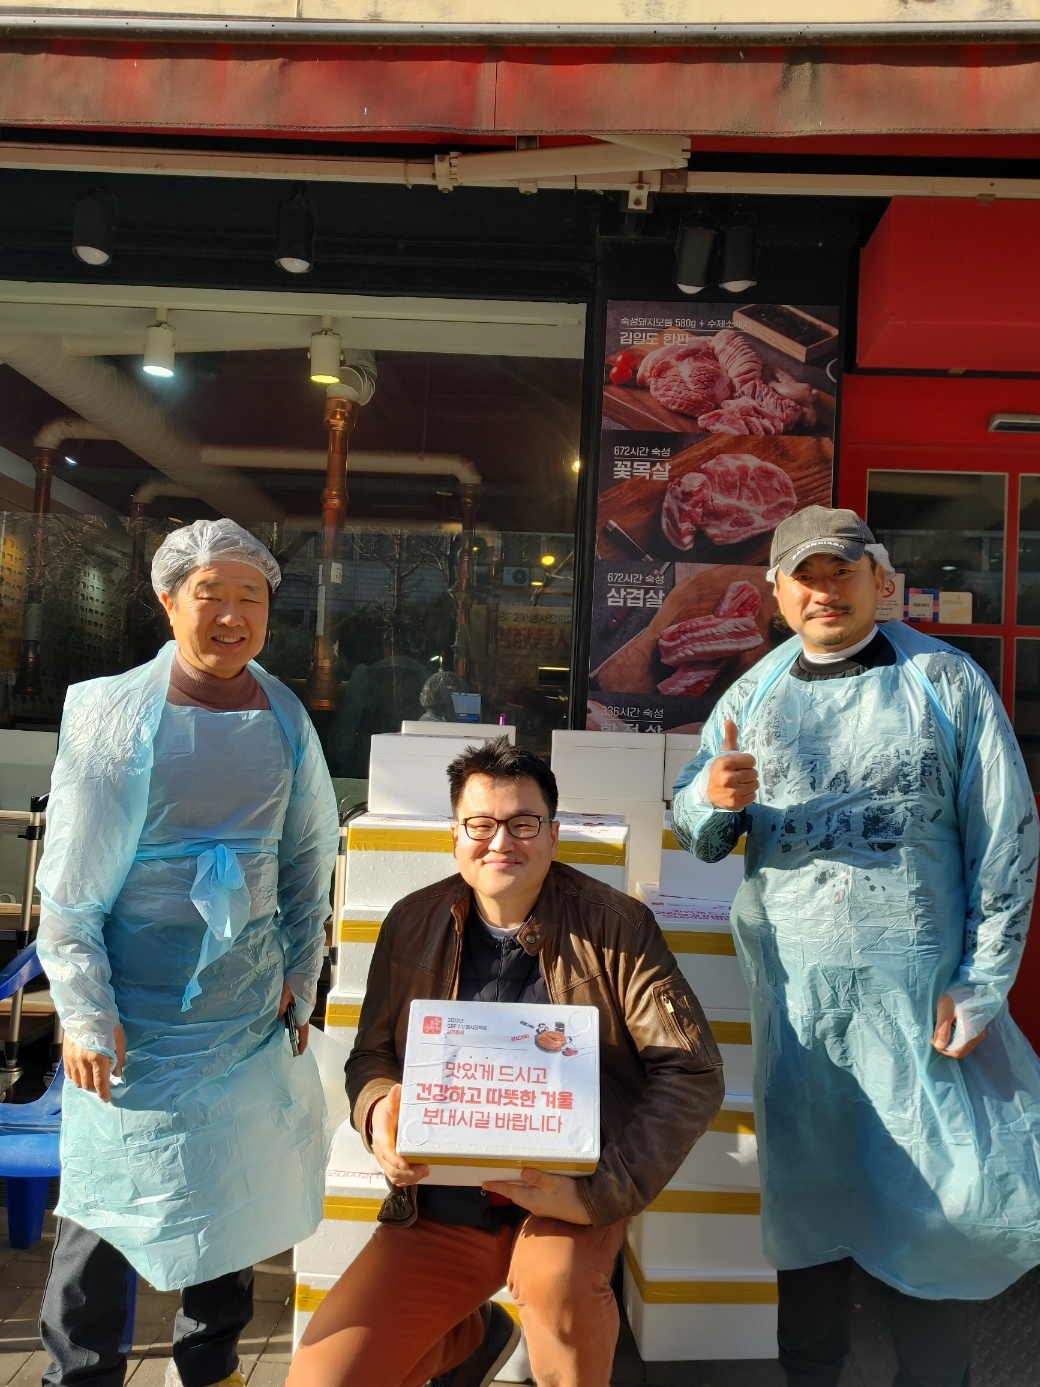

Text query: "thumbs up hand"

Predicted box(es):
[707, 718, 758, 811]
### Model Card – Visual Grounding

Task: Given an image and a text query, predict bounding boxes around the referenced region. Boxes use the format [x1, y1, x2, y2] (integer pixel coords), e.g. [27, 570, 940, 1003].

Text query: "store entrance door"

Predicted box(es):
[839, 374, 1040, 1047]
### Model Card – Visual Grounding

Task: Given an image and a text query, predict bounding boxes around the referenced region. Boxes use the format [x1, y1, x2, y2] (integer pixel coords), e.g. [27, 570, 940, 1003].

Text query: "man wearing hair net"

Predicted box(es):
[672, 506, 1040, 1387]
[36, 519, 339, 1387]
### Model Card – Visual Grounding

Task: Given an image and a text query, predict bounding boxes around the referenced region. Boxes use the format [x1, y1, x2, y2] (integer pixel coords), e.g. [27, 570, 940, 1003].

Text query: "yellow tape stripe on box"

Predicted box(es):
[624, 1243, 777, 1305]
[662, 930, 736, 957]
[338, 920, 382, 945]
[646, 1189, 761, 1215]
[661, 831, 745, 856]
[295, 1283, 329, 1313]
[403, 1154, 598, 1173]
[326, 1003, 363, 1028]
[707, 1109, 755, 1136]
[708, 1019, 752, 1045]
[347, 826, 624, 867]
[323, 1196, 383, 1222]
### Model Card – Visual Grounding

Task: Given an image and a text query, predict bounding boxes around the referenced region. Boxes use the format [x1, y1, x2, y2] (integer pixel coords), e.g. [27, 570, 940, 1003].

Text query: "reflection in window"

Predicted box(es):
[0, 343, 583, 817]
[1015, 639, 1040, 791]
[866, 471, 1006, 625]
[940, 635, 1002, 695]
[1018, 476, 1040, 625]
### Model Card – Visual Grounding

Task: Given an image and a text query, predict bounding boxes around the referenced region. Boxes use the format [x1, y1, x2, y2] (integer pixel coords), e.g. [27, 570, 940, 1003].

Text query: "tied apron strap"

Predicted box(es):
[183, 845, 252, 1012]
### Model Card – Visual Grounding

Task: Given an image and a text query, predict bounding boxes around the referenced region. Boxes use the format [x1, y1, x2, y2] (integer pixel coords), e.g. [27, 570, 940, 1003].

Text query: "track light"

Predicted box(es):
[674, 225, 716, 295]
[143, 311, 176, 378]
[719, 225, 757, 293]
[72, 190, 114, 267]
[276, 189, 314, 274]
[310, 318, 341, 384]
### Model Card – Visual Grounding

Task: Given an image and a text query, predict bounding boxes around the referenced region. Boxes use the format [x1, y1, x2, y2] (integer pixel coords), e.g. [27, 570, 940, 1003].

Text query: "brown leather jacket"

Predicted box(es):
[346, 861, 725, 1228]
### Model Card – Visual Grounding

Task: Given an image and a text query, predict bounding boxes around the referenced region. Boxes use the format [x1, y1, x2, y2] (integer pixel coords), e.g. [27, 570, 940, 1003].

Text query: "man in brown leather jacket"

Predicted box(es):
[288, 738, 724, 1387]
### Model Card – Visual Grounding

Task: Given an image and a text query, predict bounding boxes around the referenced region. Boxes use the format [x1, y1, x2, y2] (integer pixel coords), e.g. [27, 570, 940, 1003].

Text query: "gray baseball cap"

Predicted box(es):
[770, 506, 876, 577]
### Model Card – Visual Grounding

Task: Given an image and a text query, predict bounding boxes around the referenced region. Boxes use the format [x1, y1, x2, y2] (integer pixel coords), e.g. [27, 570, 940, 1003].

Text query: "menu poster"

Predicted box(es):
[587, 301, 840, 734]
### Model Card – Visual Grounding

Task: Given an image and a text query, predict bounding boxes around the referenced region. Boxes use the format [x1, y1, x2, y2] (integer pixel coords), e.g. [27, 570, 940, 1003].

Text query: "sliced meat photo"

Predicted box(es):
[655, 579, 766, 698]
[698, 397, 788, 436]
[659, 452, 798, 551]
[658, 614, 764, 666]
[713, 328, 763, 393]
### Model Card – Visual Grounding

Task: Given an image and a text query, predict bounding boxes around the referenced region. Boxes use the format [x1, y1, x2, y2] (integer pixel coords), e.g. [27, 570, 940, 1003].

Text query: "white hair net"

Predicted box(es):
[766, 542, 894, 587]
[151, 519, 281, 597]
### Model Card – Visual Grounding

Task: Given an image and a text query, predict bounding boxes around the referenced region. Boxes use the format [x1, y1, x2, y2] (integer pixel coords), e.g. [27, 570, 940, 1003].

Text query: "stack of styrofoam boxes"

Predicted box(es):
[551, 731, 665, 896]
[308, 727, 627, 1381]
[662, 732, 702, 805]
[624, 835, 776, 1356]
[291, 1116, 534, 1379]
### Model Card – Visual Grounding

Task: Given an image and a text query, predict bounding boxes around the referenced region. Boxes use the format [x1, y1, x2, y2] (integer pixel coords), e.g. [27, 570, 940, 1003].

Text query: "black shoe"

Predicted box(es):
[430, 1301, 522, 1387]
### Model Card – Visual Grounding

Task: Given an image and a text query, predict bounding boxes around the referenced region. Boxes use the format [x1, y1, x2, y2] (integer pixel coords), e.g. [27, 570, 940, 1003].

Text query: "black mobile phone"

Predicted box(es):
[284, 999, 301, 1057]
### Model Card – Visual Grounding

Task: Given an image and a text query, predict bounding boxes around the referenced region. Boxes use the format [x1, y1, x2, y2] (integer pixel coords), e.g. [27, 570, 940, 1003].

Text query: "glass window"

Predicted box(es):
[0, 334, 584, 818]
[1018, 476, 1040, 625]
[941, 635, 1002, 694]
[866, 471, 1006, 625]
[1015, 638, 1040, 791]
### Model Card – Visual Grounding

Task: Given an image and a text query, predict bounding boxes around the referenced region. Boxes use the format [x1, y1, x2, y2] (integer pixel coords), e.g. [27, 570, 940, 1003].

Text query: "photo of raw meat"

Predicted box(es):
[660, 453, 797, 550]
[591, 565, 778, 705]
[597, 433, 832, 567]
[603, 313, 835, 438]
[655, 581, 764, 698]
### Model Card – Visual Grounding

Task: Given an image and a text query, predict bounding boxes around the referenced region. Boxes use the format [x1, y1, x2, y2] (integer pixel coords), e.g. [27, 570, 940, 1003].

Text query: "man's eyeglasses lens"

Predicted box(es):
[462, 816, 546, 841]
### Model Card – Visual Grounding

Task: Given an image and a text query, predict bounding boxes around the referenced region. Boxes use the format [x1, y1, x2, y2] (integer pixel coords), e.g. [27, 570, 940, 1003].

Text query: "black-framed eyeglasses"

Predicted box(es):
[456, 815, 553, 841]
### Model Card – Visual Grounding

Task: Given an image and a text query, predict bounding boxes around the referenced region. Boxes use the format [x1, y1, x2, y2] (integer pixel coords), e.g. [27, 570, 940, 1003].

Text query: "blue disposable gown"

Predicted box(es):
[672, 621, 1040, 1300]
[36, 642, 340, 1291]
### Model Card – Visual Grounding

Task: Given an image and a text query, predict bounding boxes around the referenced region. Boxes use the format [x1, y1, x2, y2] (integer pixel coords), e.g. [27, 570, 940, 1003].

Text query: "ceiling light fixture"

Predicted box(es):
[571, 459, 582, 473]
[276, 187, 315, 274]
[143, 310, 176, 379]
[540, 553, 556, 567]
[674, 225, 716, 295]
[72, 190, 114, 267]
[719, 224, 758, 294]
[309, 317, 342, 384]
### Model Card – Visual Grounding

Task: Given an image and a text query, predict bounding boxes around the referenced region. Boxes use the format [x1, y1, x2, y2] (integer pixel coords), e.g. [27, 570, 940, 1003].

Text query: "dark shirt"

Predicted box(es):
[417, 903, 547, 1229]
[789, 629, 896, 683]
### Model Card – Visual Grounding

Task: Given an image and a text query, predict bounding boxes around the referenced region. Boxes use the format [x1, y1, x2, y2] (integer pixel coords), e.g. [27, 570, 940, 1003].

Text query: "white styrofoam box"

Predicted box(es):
[368, 733, 501, 818]
[705, 1009, 753, 1101]
[294, 1273, 532, 1381]
[293, 1273, 338, 1351]
[344, 814, 628, 910]
[558, 797, 664, 894]
[294, 1169, 386, 1275]
[635, 886, 748, 1011]
[622, 1247, 777, 1361]
[628, 1189, 769, 1274]
[551, 730, 665, 803]
[333, 905, 385, 992]
[397, 1000, 600, 1185]
[659, 812, 745, 901]
[664, 733, 702, 802]
[325, 987, 363, 1051]
[401, 721, 516, 743]
[672, 1097, 759, 1191]
[325, 1113, 381, 1180]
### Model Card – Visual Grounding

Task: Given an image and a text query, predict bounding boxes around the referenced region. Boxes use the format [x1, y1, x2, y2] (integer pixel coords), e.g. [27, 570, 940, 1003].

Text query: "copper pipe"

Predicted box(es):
[452, 483, 480, 683]
[13, 446, 55, 697]
[309, 395, 359, 712]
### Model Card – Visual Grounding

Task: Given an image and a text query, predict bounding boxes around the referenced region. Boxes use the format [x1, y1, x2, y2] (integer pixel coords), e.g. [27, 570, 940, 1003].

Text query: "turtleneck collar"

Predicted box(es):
[166, 650, 269, 712]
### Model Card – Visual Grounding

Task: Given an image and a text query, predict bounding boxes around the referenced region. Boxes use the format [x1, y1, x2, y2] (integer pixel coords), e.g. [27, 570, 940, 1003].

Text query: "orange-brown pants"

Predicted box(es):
[287, 1213, 628, 1387]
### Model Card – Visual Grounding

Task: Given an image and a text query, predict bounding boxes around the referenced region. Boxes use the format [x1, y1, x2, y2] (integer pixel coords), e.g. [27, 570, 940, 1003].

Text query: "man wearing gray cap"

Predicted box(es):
[36, 520, 339, 1387]
[673, 506, 1040, 1386]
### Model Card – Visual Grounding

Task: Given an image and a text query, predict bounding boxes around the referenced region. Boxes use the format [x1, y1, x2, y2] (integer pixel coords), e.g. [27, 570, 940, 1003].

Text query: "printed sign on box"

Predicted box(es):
[397, 999, 600, 1185]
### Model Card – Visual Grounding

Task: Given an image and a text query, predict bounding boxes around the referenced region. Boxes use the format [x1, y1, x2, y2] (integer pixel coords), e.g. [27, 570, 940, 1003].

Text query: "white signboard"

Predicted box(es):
[397, 999, 600, 1185]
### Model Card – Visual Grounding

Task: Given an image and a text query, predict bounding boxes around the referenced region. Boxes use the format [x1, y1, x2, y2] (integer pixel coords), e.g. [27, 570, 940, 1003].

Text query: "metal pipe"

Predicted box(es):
[13, 447, 55, 697]
[453, 485, 480, 683]
[4, 793, 47, 1085]
[309, 393, 359, 713]
[0, 16, 1038, 42]
[0, 337, 281, 522]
